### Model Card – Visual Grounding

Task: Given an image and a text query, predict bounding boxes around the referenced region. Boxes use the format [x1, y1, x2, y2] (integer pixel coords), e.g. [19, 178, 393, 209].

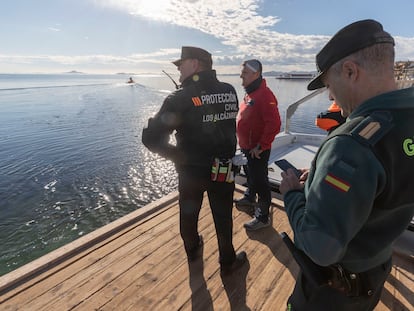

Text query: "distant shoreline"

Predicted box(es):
[0, 71, 317, 77]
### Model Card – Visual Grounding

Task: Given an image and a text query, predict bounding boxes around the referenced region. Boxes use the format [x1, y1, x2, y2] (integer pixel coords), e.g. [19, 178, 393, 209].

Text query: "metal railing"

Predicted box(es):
[284, 88, 326, 133]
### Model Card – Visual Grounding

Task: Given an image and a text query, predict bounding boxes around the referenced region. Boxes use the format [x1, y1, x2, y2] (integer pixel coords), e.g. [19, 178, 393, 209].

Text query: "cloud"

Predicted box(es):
[395, 36, 414, 60]
[3, 1, 414, 73]
[93, 0, 327, 67]
[0, 54, 145, 66]
[86, 0, 414, 72]
[0, 51, 181, 73]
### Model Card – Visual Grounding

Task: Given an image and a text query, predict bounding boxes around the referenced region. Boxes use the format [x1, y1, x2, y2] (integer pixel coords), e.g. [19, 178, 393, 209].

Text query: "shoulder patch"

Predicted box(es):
[357, 121, 381, 140]
[324, 173, 351, 192]
[350, 111, 394, 146]
[192, 97, 203, 106]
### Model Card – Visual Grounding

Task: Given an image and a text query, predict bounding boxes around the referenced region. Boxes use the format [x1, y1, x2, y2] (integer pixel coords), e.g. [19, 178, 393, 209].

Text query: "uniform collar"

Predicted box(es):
[181, 70, 217, 87]
[244, 76, 263, 94]
[349, 88, 414, 119]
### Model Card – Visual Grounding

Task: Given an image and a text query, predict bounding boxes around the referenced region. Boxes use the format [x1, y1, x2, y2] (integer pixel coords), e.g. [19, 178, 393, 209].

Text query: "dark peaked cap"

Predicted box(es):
[307, 19, 395, 90]
[173, 46, 212, 67]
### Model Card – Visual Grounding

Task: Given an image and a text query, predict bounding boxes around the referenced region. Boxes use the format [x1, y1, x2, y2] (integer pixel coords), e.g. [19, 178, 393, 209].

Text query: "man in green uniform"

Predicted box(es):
[279, 19, 414, 310]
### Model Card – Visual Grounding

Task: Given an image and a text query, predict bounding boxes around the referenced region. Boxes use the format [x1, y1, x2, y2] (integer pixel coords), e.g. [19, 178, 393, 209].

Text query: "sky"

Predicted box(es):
[1, 0, 414, 75]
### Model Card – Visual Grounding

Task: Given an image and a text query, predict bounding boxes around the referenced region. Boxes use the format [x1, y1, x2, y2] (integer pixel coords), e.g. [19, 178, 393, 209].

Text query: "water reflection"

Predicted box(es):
[0, 81, 178, 274]
[0, 75, 328, 276]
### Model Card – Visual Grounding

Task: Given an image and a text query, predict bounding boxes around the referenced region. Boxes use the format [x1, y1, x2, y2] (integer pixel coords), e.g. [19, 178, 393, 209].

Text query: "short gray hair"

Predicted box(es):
[331, 43, 395, 75]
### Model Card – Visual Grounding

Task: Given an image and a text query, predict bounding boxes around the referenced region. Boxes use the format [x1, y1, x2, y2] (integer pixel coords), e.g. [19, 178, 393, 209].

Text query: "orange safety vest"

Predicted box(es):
[315, 102, 345, 132]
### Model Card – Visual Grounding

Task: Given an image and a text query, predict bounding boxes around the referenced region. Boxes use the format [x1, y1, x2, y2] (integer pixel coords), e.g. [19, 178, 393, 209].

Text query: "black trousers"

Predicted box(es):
[287, 258, 392, 311]
[177, 165, 236, 265]
[242, 148, 271, 220]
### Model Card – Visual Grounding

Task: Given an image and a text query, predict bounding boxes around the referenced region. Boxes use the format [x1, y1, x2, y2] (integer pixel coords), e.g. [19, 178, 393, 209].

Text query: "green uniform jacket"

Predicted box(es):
[284, 87, 414, 272]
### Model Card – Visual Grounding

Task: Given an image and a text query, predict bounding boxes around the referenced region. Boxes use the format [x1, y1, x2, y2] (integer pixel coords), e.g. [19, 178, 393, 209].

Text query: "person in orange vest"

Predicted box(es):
[315, 101, 346, 133]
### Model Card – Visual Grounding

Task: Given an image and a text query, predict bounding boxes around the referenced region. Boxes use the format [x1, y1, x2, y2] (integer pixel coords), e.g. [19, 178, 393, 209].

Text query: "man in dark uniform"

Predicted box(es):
[279, 20, 414, 310]
[142, 46, 246, 275]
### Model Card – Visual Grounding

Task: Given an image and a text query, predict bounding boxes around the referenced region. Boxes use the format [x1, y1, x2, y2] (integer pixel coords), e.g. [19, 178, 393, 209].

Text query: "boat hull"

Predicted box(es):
[246, 132, 325, 187]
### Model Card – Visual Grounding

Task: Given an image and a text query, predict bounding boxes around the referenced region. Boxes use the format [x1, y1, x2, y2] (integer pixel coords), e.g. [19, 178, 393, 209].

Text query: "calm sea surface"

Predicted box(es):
[0, 73, 329, 276]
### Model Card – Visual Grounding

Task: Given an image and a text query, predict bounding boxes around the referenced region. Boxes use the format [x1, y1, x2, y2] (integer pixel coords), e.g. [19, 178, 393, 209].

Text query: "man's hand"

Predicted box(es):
[279, 169, 307, 195]
[249, 145, 262, 159]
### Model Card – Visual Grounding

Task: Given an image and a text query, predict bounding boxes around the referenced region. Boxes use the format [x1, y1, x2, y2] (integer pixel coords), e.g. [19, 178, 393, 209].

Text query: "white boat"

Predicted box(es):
[237, 88, 326, 187]
[276, 72, 315, 80]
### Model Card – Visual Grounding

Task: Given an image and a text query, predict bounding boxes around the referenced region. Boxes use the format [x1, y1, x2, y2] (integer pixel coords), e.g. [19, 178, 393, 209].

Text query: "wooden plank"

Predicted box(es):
[153, 212, 251, 311]
[25, 206, 181, 310]
[73, 202, 217, 310]
[0, 185, 412, 311]
[176, 197, 292, 310]
[376, 252, 414, 311]
[180, 199, 256, 311]
[99, 201, 221, 310]
[261, 264, 298, 310]
[110, 189, 250, 311]
[0, 190, 179, 296]
[0, 194, 180, 308]
[212, 202, 294, 310]
[0, 200, 180, 310]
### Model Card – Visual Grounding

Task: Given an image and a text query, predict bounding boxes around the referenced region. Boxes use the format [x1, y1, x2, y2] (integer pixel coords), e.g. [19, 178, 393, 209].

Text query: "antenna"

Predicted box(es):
[162, 70, 180, 90]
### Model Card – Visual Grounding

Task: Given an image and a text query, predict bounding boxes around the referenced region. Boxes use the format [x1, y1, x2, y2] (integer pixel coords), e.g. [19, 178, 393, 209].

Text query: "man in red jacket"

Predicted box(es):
[236, 59, 281, 230]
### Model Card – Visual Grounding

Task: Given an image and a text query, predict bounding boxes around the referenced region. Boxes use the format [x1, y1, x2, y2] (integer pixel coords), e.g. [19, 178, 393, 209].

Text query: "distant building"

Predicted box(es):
[276, 72, 315, 80]
[394, 61, 414, 88]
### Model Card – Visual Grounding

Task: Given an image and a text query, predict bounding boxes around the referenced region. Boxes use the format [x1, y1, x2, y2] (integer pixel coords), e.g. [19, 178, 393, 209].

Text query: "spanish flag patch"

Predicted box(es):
[192, 97, 203, 106]
[324, 173, 351, 192]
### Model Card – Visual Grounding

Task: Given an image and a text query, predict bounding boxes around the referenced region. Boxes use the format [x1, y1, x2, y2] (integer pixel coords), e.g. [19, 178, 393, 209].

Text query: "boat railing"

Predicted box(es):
[284, 88, 325, 134]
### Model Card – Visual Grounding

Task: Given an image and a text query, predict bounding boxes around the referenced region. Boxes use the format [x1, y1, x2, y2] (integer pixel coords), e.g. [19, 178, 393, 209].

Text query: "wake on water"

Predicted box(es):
[0, 76, 178, 275]
[0, 74, 328, 276]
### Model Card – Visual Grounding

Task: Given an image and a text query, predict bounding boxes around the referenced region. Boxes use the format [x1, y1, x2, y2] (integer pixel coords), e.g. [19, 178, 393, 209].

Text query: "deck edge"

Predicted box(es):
[0, 190, 180, 294]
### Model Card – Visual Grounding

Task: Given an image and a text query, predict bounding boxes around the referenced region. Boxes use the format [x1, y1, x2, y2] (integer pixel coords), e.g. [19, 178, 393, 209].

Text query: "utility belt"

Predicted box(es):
[280, 232, 391, 298]
[325, 259, 391, 297]
[211, 157, 239, 183]
[325, 264, 370, 297]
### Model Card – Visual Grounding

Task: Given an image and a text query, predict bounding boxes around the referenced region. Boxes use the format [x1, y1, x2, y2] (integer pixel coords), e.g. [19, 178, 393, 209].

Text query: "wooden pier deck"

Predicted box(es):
[0, 185, 413, 310]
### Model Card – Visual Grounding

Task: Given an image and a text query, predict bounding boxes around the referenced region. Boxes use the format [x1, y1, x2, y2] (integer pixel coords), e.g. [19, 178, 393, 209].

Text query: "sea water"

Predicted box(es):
[0, 73, 329, 276]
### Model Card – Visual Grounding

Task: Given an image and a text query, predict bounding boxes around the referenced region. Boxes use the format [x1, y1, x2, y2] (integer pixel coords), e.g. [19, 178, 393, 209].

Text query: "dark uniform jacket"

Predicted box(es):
[284, 87, 414, 272]
[142, 70, 239, 168]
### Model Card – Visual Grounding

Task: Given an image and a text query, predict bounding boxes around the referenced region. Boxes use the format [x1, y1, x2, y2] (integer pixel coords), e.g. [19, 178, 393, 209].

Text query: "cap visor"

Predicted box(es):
[307, 73, 325, 90]
[172, 59, 181, 66]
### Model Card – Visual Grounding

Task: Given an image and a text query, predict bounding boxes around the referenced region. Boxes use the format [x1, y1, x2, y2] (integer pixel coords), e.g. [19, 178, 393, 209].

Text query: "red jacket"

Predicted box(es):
[236, 79, 281, 150]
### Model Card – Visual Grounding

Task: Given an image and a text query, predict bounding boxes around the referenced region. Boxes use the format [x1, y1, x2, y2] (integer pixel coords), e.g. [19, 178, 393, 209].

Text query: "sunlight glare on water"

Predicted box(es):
[0, 75, 180, 275]
[0, 73, 328, 276]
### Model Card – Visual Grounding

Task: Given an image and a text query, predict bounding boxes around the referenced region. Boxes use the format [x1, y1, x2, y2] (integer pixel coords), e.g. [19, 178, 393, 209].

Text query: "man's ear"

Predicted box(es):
[342, 60, 359, 81]
[192, 59, 201, 71]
